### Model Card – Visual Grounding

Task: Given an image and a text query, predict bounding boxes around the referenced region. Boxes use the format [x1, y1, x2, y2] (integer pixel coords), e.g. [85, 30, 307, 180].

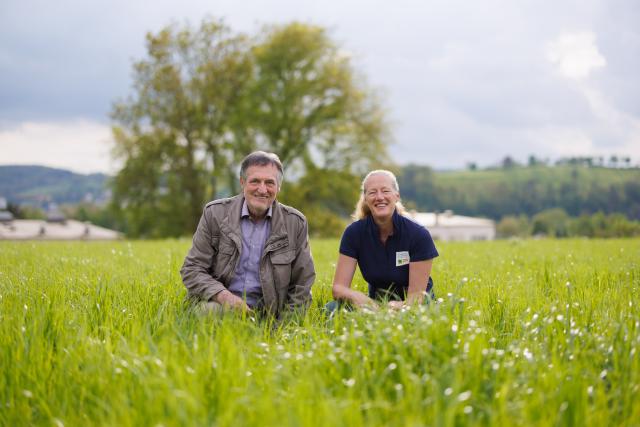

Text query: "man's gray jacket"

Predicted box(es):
[180, 195, 316, 316]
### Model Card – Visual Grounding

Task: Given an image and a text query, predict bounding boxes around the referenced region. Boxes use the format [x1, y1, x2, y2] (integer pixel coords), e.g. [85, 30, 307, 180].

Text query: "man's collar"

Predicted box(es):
[241, 199, 273, 220]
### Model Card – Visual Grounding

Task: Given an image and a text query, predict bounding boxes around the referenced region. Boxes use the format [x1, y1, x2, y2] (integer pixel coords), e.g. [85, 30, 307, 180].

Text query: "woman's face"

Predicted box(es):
[363, 173, 399, 221]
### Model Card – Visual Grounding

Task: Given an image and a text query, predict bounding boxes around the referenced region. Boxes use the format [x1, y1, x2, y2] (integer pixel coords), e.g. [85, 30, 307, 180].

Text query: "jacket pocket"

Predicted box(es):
[270, 250, 295, 289]
[213, 236, 236, 277]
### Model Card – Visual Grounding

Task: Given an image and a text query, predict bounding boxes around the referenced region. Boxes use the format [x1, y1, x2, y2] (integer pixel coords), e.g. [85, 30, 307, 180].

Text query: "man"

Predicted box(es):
[180, 151, 315, 317]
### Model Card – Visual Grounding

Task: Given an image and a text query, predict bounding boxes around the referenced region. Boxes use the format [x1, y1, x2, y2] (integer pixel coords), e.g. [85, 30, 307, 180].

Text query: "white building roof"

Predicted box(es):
[0, 219, 122, 240]
[409, 210, 494, 228]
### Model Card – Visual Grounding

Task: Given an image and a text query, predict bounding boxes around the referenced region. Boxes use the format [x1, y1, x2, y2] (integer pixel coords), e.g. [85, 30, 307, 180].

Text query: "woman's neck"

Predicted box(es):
[374, 216, 394, 244]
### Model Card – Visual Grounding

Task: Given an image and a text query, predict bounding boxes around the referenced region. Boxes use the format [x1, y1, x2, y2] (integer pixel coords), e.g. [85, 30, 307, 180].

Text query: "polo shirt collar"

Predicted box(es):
[392, 209, 403, 238]
[367, 209, 402, 239]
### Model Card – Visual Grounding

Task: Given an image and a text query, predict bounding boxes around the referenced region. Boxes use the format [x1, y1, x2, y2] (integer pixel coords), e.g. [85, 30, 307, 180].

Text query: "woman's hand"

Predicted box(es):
[387, 300, 405, 310]
[332, 254, 379, 310]
[351, 292, 379, 310]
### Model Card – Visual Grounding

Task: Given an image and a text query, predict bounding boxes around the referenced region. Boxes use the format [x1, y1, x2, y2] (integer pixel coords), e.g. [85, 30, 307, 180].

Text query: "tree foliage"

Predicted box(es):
[111, 19, 389, 237]
[397, 164, 640, 221]
[496, 210, 640, 239]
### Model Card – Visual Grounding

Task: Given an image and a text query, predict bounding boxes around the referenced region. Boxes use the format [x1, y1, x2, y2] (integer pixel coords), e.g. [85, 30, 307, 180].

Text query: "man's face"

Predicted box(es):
[240, 164, 280, 219]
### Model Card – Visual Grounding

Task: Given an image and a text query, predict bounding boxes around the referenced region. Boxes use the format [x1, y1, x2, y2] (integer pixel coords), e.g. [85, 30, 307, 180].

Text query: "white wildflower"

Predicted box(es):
[342, 378, 356, 387]
[457, 390, 472, 402]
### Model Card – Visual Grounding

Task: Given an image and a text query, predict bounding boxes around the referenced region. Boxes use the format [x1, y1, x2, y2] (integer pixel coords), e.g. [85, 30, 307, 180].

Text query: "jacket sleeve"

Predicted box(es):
[286, 218, 316, 311]
[180, 206, 227, 301]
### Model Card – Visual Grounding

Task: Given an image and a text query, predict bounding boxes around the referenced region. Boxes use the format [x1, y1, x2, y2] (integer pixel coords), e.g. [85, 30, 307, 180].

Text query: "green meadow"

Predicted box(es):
[1, 239, 639, 426]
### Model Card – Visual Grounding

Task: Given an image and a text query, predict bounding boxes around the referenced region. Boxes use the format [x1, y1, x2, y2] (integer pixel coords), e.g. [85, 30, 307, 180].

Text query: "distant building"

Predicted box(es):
[0, 197, 15, 222]
[0, 211, 14, 222]
[0, 219, 122, 241]
[45, 202, 66, 223]
[0, 196, 122, 241]
[409, 210, 495, 241]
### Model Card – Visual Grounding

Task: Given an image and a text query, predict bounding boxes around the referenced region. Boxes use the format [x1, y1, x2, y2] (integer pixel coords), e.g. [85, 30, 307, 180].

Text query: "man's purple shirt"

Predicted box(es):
[227, 201, 271, 307]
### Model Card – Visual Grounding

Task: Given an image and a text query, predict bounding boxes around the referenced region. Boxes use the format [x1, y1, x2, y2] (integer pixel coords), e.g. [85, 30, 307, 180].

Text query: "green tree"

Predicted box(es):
[249, 23, 390, 234]
[111, 20, 252, 237]
[496, 215, 531, 238]
[532, 208, 570, 237]
[249, 23, 387, 171]
[279, 165, 361, 236]
[569, 214, 596, 237]
[396, 164, 438, 211]
[111, 19, 389, 237]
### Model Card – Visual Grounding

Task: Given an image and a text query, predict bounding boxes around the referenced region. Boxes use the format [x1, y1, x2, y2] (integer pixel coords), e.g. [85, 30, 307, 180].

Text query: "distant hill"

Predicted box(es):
[3, 164, 640, 221]
[0, 165, 110, 205]
[398, 164, 640, 220]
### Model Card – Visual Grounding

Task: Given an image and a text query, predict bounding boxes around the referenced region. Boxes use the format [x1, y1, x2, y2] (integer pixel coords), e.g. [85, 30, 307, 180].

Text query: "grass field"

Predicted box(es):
[1, 239, 639, 426]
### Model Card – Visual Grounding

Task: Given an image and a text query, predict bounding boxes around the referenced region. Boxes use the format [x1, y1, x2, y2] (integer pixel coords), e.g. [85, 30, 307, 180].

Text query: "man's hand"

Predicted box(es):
[214, 290, 253, 313]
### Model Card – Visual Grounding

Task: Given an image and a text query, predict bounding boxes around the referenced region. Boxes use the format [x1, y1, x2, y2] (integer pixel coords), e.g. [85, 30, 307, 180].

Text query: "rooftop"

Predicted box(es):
[409, 210, 495, 228]
[0, 219, 122, 240]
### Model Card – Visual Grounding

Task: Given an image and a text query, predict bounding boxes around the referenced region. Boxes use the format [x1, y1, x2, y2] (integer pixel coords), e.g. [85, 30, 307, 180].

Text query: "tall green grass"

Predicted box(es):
[1, 239, 639, 426]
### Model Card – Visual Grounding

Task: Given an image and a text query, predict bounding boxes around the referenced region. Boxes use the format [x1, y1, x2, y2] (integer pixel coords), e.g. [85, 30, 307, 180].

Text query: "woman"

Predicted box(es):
[330, 170, 438, 310]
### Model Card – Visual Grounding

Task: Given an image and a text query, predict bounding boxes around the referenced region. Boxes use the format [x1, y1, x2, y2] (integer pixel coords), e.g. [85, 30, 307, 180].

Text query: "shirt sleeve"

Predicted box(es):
[410, 226, 439, 261]
[339, 222, 360, 259]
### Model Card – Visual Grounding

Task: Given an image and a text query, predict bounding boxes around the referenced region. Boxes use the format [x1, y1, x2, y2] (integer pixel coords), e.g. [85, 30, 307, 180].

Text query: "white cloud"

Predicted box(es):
[0, 120, 116, 174]
[580, 87, 640, 156]
[525, 126, 595, 157]
[544, 28, 640, 160]
[1, 0, 638, 171]
[546, 31, 606, 79]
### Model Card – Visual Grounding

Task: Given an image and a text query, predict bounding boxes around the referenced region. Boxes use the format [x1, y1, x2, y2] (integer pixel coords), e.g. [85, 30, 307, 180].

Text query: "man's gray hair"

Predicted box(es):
[240, 151, 284, 185]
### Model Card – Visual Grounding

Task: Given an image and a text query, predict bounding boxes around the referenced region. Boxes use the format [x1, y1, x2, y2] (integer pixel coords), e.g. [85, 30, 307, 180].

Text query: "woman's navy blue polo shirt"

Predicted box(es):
[339, 210, 439, 300]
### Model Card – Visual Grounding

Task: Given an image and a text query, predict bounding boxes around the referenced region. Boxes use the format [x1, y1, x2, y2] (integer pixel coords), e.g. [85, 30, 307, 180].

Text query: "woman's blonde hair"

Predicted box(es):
[353, 169, 407, 220]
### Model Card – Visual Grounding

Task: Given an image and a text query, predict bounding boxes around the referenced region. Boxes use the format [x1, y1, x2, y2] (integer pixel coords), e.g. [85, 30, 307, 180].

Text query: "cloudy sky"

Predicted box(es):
[1, 0, 638, 174]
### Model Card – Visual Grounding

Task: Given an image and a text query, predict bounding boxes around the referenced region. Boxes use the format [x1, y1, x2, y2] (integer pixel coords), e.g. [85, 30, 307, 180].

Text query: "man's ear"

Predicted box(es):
[239, 177, 246, 188]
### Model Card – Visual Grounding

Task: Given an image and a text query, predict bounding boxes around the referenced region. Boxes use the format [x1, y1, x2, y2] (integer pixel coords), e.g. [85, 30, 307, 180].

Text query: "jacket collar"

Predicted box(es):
[223, 195, 287, 249]
[240, 200, 273, 220]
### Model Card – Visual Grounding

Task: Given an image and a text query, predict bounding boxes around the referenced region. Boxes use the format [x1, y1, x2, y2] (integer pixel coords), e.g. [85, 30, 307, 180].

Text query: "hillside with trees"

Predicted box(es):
[0, 165, 109, 205]
[397, 163, 640, 220]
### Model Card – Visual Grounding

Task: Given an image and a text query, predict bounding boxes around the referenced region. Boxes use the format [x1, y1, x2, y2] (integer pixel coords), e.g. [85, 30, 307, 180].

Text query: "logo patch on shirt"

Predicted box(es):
[396, 251, 410, 266]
